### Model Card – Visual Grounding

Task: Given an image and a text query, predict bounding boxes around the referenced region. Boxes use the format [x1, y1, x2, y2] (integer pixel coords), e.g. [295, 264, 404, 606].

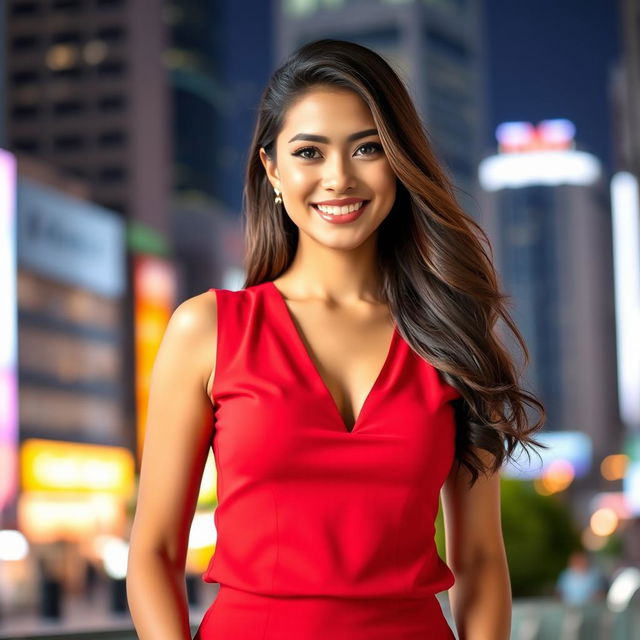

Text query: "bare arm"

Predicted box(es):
[126, 291, 217, 640]
[441, 447, 512, 640]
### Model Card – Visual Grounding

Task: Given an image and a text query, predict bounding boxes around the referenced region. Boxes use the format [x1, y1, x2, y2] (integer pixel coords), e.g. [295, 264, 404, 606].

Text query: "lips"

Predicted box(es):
[311, 200, 371, 224]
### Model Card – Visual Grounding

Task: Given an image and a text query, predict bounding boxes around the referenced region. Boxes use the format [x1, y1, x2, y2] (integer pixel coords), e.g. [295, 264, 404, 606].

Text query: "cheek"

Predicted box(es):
[283, 163, 314, 192]
[373, 171, 397, 212]
[368, 163, 396, 194]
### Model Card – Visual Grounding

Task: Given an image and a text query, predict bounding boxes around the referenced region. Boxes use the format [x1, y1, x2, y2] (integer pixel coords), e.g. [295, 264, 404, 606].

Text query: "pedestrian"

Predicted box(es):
[556, 549, 608, 606]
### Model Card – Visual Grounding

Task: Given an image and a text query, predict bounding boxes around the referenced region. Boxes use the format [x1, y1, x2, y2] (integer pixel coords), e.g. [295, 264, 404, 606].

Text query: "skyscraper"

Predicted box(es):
[276, 0, 487, 218]
[5, 0, 171, 234]
[479, 121, 620, 464]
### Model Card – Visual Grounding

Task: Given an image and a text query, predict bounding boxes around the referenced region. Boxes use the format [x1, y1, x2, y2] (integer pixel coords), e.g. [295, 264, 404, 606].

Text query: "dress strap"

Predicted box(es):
[207, 286, 263, 404]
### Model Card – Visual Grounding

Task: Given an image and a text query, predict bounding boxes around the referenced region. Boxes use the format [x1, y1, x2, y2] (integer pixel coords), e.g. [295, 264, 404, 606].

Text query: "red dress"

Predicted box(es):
[195, 281, 461, 639]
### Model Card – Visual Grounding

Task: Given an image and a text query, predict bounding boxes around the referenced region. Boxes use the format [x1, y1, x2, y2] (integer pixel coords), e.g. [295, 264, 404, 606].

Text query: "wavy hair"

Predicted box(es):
[240, 38, 547, 487]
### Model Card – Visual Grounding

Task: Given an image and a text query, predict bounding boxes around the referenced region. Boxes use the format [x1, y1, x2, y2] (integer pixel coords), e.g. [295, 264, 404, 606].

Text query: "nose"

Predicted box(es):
[321, 152, 356, 192]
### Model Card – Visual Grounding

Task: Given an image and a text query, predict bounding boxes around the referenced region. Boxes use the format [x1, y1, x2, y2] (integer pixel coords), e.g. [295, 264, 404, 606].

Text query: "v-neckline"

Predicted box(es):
[264, 280, 399, 435]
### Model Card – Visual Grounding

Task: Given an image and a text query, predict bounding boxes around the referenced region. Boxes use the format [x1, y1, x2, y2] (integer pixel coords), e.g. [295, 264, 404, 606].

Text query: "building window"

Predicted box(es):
[52, 0, 84, 10]
[53, 100, 85, 116]
[10, 2, 40, 16]
[96, 0, 126, 8]
[51, 66, 83, 79]
[11, 34, 40, 49]
[53, 135, 86, 152]
[11, 70, 39, 85]
[98, 131, 127, 148]
[99, 166, 126, 182]
[51, 31, 83, 44]
[12, 138, 40, 153]
[11, 104, 40, 120]
[97, 94, 126, 111]
[96, 26, 126, 42]
[96, 60, 125, 76]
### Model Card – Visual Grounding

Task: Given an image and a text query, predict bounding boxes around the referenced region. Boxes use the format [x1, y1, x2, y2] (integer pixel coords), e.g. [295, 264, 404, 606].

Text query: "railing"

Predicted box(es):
[507, 598, 640, 640]
[2, 599, 639, 639]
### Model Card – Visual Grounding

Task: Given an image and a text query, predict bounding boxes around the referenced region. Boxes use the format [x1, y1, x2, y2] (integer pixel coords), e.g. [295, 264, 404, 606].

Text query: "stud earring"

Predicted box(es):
[274, 187, 282, 205]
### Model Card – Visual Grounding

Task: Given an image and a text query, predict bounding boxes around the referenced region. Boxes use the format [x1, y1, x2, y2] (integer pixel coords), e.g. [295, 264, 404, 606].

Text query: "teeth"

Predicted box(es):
[315, 201, 366, 215]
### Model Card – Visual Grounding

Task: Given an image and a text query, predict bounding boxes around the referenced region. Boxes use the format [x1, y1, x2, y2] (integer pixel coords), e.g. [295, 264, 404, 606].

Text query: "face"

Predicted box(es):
[569, 552, 588, 570]
[260, 87, 397, 250]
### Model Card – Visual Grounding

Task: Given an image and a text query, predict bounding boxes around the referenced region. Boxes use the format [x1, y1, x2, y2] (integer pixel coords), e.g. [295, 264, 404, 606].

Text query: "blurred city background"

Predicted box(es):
[0, 0, 638, 638]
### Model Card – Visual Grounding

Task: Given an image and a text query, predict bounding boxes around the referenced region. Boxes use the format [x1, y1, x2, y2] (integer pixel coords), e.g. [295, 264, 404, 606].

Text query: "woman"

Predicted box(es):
[126, 39, 546, 639]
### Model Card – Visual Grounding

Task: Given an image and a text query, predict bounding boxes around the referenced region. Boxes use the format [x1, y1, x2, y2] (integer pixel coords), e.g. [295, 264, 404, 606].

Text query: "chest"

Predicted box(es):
[276, 294, 397, 433]
[211, 284, 458, 485]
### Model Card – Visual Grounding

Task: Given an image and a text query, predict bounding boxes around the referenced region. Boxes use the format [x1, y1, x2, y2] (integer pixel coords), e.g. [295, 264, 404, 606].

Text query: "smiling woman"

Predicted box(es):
[259, 87, 398, 249]
[126, 38, 547, 640]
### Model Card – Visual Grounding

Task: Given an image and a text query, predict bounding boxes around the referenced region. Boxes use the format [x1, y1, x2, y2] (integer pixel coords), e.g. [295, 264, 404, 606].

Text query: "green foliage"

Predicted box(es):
[501, 477, 580, 596]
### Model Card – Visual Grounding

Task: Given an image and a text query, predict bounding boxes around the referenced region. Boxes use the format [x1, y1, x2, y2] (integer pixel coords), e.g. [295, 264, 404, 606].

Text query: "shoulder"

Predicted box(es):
[171, 285, 256, 342]
[160, 290, 219, 394]
[170, 289, 218, 332]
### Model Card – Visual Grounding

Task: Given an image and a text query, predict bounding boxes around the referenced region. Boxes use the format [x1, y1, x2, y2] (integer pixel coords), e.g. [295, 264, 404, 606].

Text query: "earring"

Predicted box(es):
[274, 187, 282, 205]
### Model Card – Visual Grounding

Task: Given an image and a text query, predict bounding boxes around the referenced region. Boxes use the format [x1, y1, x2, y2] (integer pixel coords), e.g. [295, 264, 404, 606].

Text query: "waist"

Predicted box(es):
[197, 584, 456, 640]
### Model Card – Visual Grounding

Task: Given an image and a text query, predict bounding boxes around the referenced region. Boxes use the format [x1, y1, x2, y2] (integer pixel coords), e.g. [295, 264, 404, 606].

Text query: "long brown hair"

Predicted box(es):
[241, 38, 547, 487]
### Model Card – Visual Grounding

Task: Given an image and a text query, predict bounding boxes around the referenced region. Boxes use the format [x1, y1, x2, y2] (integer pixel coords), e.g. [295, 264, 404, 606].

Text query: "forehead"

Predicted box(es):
[280, 88, 374, 136]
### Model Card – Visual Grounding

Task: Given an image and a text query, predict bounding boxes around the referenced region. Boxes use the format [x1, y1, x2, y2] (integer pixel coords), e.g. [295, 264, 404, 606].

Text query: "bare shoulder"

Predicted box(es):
[170, 289, 217, 334]
[162, 289, 218, 398]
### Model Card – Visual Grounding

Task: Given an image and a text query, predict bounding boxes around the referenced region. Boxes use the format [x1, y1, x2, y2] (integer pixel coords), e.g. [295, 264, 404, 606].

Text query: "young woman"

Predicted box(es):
[126, 39, 546, 639]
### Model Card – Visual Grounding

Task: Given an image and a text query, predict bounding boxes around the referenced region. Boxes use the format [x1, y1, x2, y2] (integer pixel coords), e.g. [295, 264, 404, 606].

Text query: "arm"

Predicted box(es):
[441, 447, 512, 640]
[126, 291, 218, 640]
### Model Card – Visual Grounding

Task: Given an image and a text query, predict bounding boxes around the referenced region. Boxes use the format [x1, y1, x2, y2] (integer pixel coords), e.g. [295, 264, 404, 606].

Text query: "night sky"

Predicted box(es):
[483, 0, 621, 176]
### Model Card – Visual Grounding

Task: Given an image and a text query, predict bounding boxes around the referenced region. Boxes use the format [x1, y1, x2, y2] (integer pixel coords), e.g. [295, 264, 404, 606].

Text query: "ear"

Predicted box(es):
[259, 147, 281, 191]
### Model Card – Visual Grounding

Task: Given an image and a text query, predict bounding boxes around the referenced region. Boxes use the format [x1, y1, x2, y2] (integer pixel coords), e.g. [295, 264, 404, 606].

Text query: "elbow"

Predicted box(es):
[128, 539, 186, 579]
[449, 547, 511, 587]
[449, 547, 498, 577]
[127, 539, 167, 579]
[126, 544, 157, 582]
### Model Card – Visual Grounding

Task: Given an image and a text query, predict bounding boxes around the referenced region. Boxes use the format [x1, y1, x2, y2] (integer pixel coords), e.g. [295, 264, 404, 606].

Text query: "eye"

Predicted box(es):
[292, 146, 321, 160]
[291, 141, 383, 160]
[355, 142, 383, 156]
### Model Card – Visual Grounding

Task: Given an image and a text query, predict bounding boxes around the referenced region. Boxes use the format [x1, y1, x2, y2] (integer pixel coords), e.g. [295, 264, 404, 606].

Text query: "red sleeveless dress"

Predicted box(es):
[196, 281, 461, 639]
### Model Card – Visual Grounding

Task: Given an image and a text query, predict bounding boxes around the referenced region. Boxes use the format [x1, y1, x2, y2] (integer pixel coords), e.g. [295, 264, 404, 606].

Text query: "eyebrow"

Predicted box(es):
[287, 128, 379, 144]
